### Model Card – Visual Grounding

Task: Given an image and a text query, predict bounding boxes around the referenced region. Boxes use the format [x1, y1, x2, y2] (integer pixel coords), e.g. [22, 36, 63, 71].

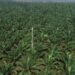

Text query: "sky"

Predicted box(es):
[1, 0, 75, 2]
[12, 0, 75, 2]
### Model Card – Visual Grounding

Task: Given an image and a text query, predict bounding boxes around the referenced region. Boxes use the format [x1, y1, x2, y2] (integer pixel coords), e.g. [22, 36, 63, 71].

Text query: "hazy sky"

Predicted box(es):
[12, 0, 75, 2]
[1, 0, 75, 2]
